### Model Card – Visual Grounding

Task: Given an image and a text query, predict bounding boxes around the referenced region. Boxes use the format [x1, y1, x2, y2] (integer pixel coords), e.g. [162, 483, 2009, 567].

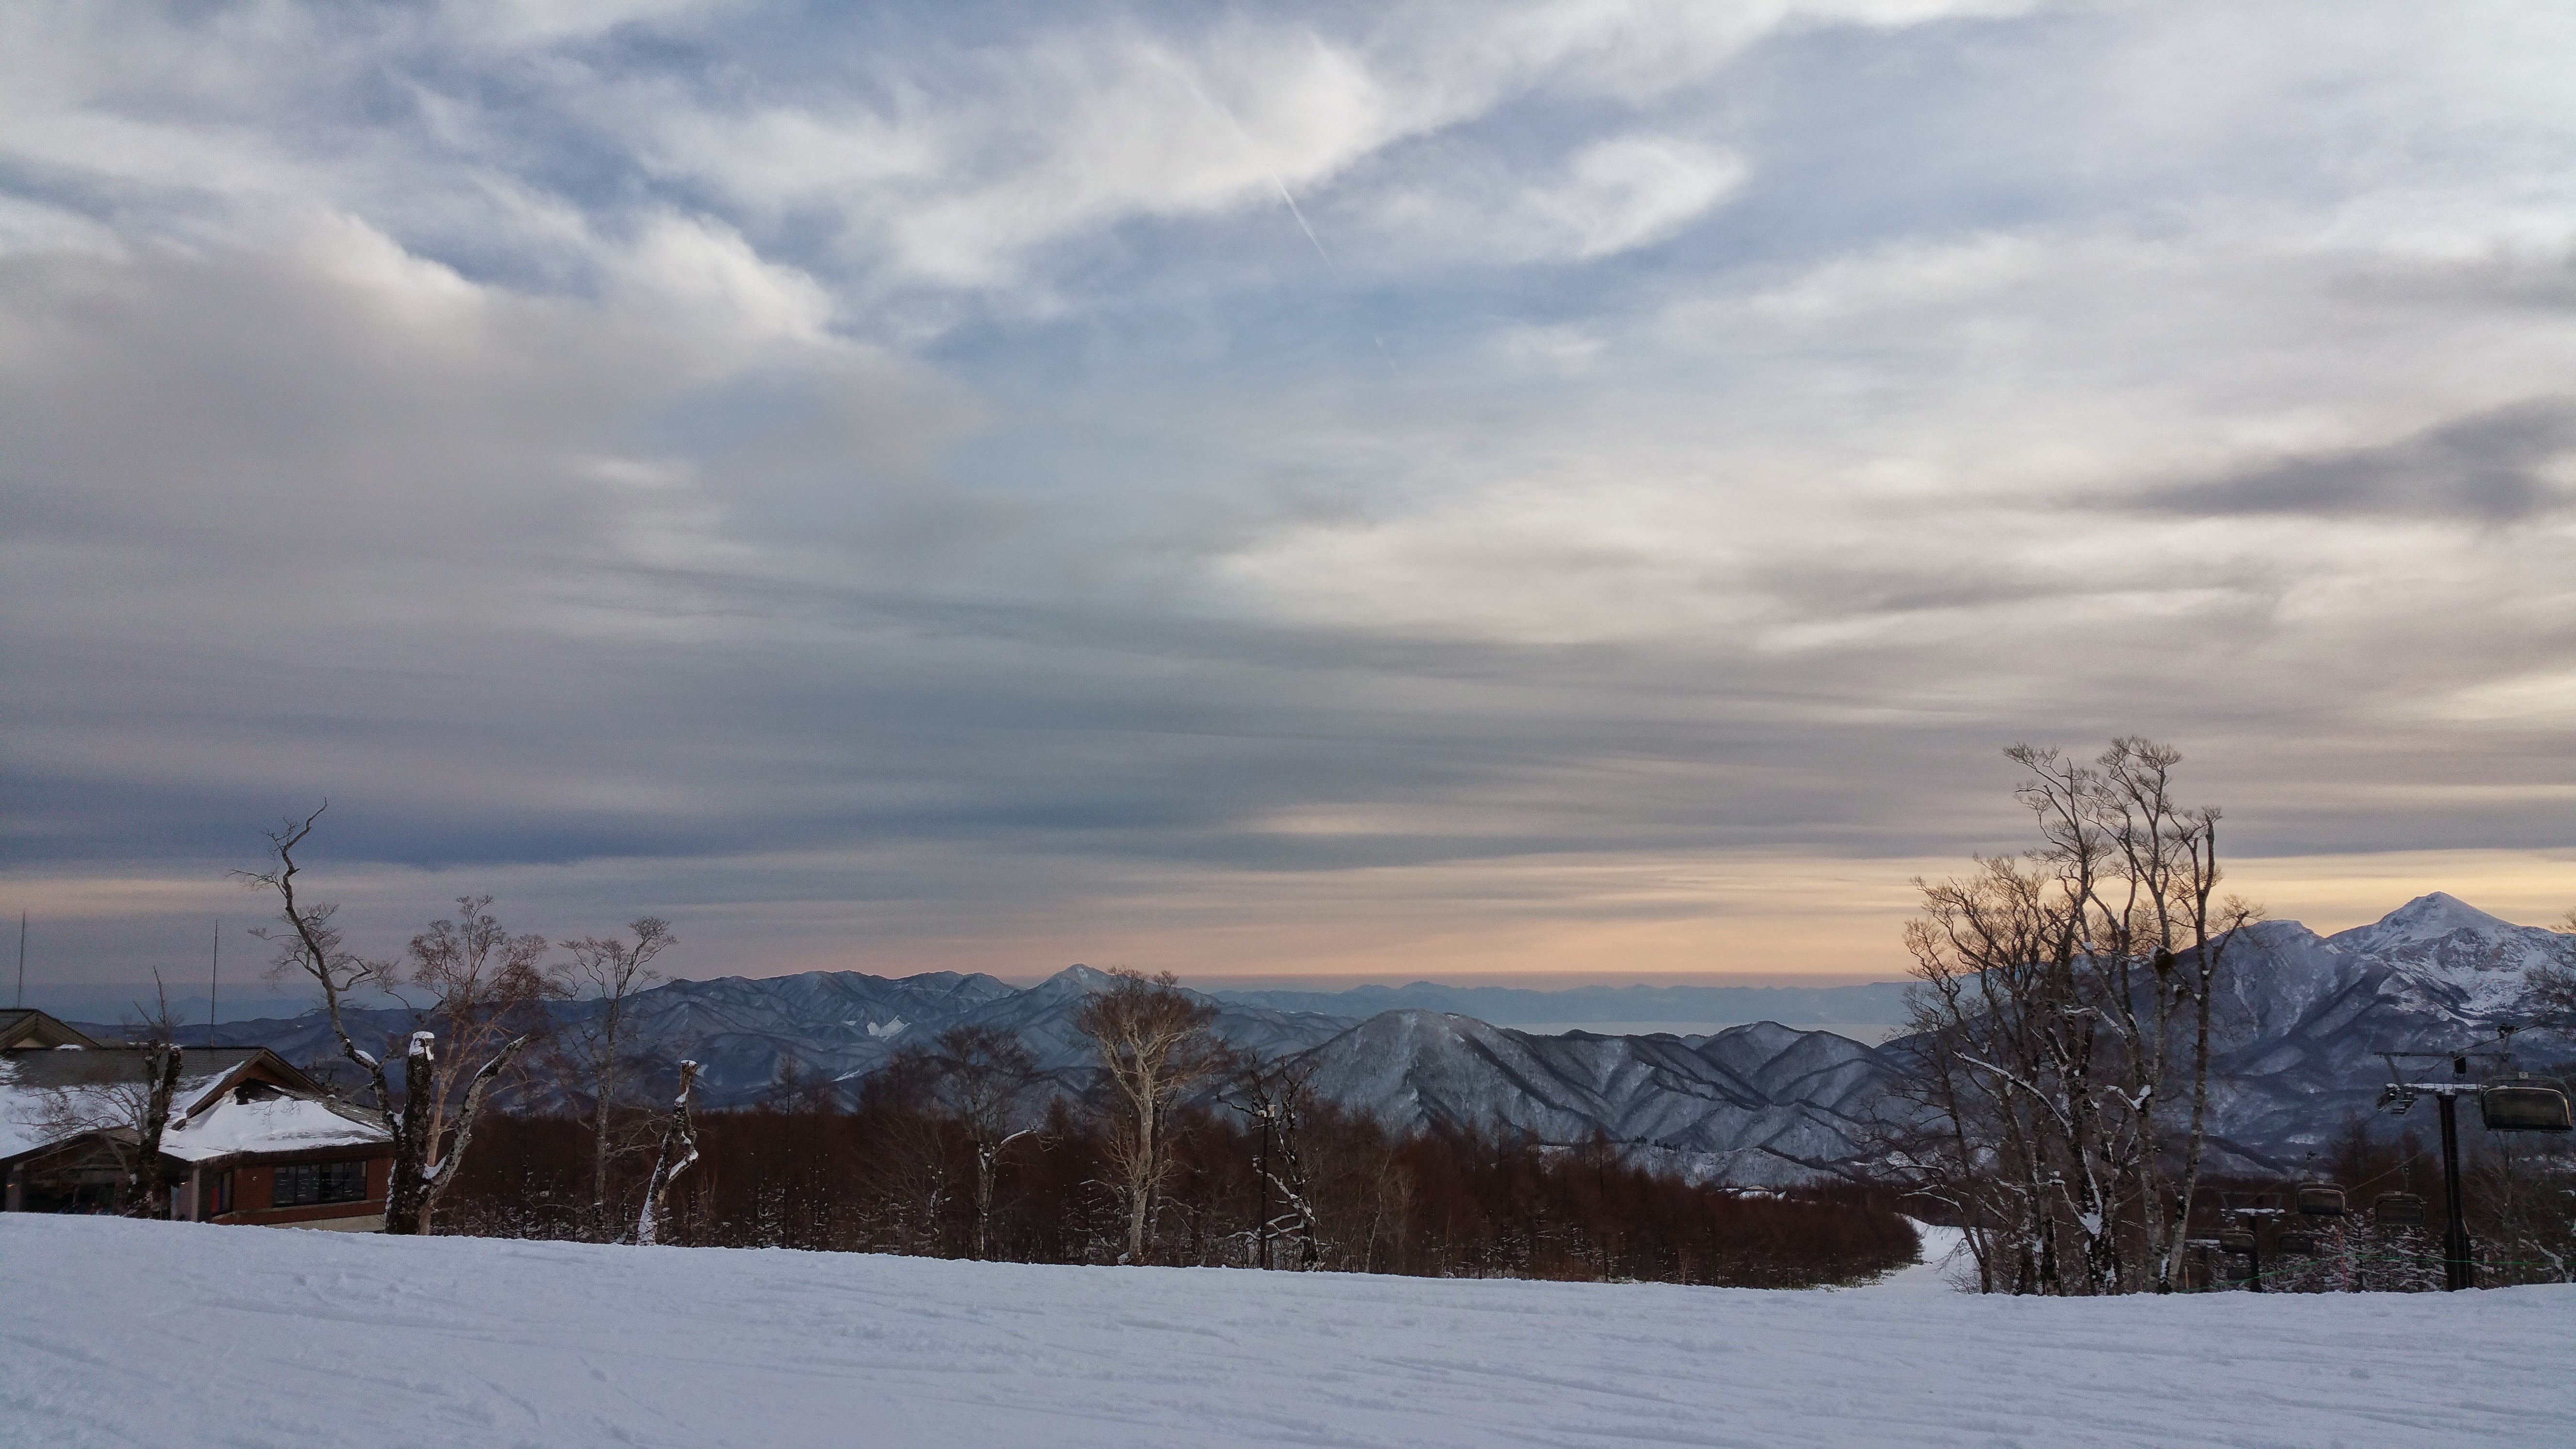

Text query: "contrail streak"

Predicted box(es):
[1270, 174, 1335, 271]
[1263, 158, 1400, 375]
[1183, 68, 1396, 374]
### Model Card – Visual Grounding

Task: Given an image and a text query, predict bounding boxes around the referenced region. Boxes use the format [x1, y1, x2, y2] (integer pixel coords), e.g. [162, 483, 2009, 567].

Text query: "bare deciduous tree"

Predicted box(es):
[243, 806, 535, 1235]
[554, 917, 675, 1238]
[929, 1024, 1039, 1260]
[865, 1050, 958, 1255]
[1073, 969, 1234, 1264]
[1226, 1057, 1322, 1270]
[22, 974, 186, 1218]
[401, 895, 557, 1232]
[1893, 740, 2261, 1294]
[124, 971, 186, 1219]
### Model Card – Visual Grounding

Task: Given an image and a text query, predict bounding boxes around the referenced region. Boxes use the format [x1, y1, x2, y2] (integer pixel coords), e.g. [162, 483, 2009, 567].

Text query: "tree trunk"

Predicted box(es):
[2158, 937, 2224, 1290]
[127, 1043, 183, 1219]
[973, 1143, 995, 1261]
[590, 1063, 616, 1241]
[1124, 1092, 1156, 1263]
[636, 1061, 701, 1247]
[384, 1032, 439, 1235]
[418, 1033, 530, 1230]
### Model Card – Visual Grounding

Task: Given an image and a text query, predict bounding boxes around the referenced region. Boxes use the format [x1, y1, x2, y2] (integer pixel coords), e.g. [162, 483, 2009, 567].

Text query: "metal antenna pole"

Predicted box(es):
[2439, 1055, 2474, 1290]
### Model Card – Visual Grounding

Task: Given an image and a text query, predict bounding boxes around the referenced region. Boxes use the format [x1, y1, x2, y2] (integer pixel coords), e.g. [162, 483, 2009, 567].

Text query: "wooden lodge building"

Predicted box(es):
[1, 1009, 395, 1230]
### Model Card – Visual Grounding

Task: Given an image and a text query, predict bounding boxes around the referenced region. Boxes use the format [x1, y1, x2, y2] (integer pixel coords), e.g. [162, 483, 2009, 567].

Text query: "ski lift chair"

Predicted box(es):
[2479, 1077, 2574, 1133]
[2294, 1182, 2346, 1216]
[2372, 1192, 2425, 1229]
[2275, 1231, 2318, 1256]
[2217, 1231, 2256, 1256]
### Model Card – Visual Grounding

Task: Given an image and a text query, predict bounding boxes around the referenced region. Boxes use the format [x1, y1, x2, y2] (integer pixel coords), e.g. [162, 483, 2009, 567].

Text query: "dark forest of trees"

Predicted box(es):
[439, 1083, 1918, 1287]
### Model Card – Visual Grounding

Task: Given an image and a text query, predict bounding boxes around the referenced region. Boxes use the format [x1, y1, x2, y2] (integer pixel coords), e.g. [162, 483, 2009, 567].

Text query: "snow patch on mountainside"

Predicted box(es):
[1291, 1010, 1894, 1185]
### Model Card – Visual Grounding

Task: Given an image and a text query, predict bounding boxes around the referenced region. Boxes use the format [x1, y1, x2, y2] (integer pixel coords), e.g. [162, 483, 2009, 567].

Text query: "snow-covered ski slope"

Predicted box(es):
[4, 1216, 2569, 1449]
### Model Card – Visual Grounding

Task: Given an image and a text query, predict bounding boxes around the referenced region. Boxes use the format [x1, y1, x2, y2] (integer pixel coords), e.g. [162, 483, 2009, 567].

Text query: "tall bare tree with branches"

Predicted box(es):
[929, 1023, 1040, 1260]
[122, 972, 187, 1219]
[401, 895, 558, 1231]
[554, 917, 675, 1239]
[1074, 970, 1234, 1264]
[23, 973, 187, 1218]
[1225, 1057, 1323, 1270]
[243, 806, 536, 1235]
[1894, 740, 2261, 1294]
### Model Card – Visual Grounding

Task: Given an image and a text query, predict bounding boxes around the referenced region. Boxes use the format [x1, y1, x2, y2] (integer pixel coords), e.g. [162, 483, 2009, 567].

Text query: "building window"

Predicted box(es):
[274, 1160, 369, 1207]
[209, 1170, 235, 1217]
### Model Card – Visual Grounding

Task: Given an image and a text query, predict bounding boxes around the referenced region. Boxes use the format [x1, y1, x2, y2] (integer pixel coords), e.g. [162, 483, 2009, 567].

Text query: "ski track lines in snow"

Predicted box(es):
[2, 1217, 2569, 1449]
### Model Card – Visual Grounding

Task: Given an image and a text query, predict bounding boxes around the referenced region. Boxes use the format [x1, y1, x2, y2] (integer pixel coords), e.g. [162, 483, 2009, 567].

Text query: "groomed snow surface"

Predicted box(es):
[4, 1216, 2569, 1449]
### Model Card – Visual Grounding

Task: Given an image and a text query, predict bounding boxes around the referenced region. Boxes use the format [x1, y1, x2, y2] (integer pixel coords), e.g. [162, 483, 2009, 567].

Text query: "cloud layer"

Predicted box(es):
[4, 0, 2573, 988]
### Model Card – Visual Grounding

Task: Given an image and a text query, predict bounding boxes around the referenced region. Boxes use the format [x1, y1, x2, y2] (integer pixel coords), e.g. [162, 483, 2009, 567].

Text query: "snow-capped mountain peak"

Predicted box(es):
[2334, 892, 2518, 950]
[1025, 964, 1121, 998]
[2314, 893, 2568, 1019]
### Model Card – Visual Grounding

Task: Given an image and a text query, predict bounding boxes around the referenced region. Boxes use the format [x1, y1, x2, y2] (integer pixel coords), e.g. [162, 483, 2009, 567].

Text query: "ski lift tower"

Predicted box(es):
[2375, 1033, 2575, 1291]
[2217, 1205, 2286, 1291]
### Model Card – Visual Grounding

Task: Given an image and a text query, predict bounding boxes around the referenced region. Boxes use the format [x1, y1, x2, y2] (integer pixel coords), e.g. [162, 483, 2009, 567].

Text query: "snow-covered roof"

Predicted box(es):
[2, 1053, 221, 1161]
[159, 1092, 387, 1162]
[0, 1047, 386, 1164]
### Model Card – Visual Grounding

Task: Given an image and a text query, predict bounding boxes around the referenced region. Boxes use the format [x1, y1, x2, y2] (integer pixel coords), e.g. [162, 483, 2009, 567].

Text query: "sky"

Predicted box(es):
[4, 0, 2573, 1003]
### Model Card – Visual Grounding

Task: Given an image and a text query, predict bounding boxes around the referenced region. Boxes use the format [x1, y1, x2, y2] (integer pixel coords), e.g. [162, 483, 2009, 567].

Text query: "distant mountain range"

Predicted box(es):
[139, 964, 1353, 1111]
[1210, 981, 1911, 1030]
[2195, 892, 2573, 1167]
[95, 893, 2571, 1186]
